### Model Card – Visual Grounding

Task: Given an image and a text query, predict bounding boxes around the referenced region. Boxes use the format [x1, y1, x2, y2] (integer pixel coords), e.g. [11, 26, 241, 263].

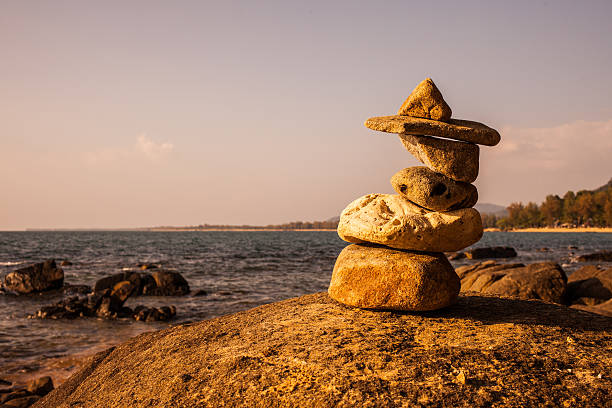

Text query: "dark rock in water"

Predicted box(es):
[139, 273, 157, 295]
[60, 260, 72, 266]
[138, 263, 159, 270]
[459, 262, 567, 304]
[3, 395, 41, 407]
[94, 272, 142, 294]
[576, 250, 612, 262]
[31, 289, 176, 322]
[62, 284, 92, 296]
[94, 270, 189, 297]
[146, 271, 190, 296]
[567, 266, 612, 304]
[35, 293, 612, 408]
[96, 297, 118, 318]
[26, 376, 53, 396]
[2, 260, 64, 294]
[193, 289, 208, 296]
[0, 376, 51, 407]
[33, 296, 90, 319]
[464, 246, 517, 259]
[110, 281, 136, 303]
[134, 305, 176, 322]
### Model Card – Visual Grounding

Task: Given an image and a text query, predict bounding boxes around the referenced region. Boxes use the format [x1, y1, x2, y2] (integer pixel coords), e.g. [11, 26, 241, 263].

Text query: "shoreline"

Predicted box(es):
[484, 227, 612, 233]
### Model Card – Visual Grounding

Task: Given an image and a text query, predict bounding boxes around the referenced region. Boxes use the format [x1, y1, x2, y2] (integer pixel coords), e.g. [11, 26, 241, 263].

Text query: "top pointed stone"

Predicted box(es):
[398, 78, 452, 122]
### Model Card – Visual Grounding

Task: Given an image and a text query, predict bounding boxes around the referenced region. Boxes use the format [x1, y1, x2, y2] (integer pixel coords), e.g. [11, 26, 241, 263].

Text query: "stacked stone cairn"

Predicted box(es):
[328, 78, 501, 311]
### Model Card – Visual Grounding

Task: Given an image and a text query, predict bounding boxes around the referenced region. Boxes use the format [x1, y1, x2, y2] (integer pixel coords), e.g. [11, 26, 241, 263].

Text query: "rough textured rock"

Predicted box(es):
[464, 246, 517, 259]
[2, 260, 64, 294]
[390, 167, 478, 211]
[397, 78, 452, 121]
[328, 244, 459, 311]
[337, 194, 483, 252]
[461, 262, 567, 304]
[399, 134, 479, 183]
[35, 293, 612, 408]
[365, 116, 500, 146]
[567, 266, 612, 303]
[576, 250, 612, 262]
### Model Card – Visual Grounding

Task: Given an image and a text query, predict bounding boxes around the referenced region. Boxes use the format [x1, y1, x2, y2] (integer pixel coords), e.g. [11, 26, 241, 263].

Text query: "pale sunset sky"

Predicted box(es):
[1, 1, 612, 230]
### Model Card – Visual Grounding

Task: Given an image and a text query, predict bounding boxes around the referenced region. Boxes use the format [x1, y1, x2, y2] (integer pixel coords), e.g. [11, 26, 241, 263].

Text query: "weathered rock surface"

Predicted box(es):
[399, 134, 479, 183]
[328, 244, 459, 311]
[390, 167, 478, 211]
[397, 78, 452, 121]
[36, 293, 612, 408]
[464, 246, 517, 259]
[365, 116, 501, 146]
[566, 266, 612, 304]
[2, 260, 64, 294]
[337, 194, 483, 252]
[460, 262, 567, 304]
[576, 250, 612, 262]
[455, 260, 523, 279]
[571, 298, 612, 317]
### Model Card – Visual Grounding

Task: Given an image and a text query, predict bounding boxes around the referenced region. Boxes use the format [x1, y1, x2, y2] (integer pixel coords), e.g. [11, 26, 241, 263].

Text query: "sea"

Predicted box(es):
[1, 231, 611, 385]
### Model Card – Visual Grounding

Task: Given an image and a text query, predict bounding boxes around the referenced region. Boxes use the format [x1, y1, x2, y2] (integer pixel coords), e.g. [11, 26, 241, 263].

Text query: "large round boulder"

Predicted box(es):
[329, 244, 459, 311]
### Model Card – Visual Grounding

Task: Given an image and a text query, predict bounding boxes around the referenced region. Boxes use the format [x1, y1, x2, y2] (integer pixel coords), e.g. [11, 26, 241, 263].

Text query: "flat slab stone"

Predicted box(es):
[337, 194, 483, 252]
[365, 115, 500, 146]
[391, 166, 478, 211]
[329, 244, 459, 311]
[399, 134, 479, 183]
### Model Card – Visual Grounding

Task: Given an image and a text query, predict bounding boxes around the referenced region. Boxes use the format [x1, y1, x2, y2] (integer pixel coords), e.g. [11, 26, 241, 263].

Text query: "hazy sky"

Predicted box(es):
[2, 1, 612, 229]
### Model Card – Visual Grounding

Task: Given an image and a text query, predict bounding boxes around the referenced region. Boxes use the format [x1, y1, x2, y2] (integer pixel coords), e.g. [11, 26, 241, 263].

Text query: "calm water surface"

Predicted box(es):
[1, 231, 610, 384]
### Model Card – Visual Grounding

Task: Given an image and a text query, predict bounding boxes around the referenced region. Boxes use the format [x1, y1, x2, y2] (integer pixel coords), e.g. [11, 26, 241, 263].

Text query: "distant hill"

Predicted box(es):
[474, 203, 508, 217]
[593, 178, 612, 193]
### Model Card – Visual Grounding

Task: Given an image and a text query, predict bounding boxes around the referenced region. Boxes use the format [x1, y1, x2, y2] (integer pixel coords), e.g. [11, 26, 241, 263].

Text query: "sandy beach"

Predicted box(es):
[506, 227, 612, 233]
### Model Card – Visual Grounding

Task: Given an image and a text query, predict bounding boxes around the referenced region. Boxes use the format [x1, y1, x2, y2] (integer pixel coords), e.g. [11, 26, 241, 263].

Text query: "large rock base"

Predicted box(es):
[328, 244, 460, 311]
[36, 293, 612, 408]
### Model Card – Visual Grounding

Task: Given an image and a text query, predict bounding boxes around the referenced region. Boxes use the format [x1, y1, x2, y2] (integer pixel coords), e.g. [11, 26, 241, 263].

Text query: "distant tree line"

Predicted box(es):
[197, 220, 340, 230]
[482, 179, 612, 229]
[152, 220, 340, 231]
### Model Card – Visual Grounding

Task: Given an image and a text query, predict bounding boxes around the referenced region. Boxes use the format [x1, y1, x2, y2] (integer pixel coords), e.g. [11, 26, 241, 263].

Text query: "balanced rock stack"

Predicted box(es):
[328, 78, 500, 311]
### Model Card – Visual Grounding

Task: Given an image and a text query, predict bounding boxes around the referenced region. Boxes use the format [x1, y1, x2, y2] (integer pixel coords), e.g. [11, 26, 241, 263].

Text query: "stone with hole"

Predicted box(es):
[390, 166, 478, 211]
